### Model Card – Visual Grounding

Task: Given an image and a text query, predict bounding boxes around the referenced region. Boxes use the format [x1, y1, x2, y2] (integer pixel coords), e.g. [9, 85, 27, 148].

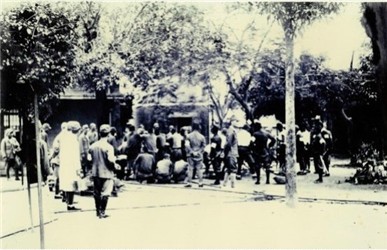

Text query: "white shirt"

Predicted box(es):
[237, 129, 252, 147]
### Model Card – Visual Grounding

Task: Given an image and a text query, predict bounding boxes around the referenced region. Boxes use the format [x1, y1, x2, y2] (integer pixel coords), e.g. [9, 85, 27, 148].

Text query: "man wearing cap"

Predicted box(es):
[88, 123, 98, 145]
[89, 124, 117, 218]
[57, 121, 82, 210]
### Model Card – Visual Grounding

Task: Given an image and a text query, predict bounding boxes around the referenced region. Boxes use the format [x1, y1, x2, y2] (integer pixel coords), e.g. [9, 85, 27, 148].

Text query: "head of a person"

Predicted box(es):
[253, 122, 262, 132]
[230, 116, 238, 128]
[61, 122, 68, 131]
[276, 123, 283, 132]
[42, 123, 51, 132]
[82, 124, 89, 134]
[211, 125, 219, 135]
[180, 127, 186, 136]
[110, 127, 117, 136]
[99, 124, 111, 138]
[163, 153, 170, 160]
[153, 122, 160, 134]
[90, 123, 97, 131]
[242, 124, 250, 131]
[127, 124, 135, 132]
[223, 120, 231, 129]
[5, 128, 14, 138]
[68, 121, 81, 134]
[191, 122, 201, 132]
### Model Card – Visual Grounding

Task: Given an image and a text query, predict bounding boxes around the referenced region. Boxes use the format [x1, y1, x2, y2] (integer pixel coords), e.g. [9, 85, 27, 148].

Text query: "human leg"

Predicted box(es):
[99, 179, 113, 218]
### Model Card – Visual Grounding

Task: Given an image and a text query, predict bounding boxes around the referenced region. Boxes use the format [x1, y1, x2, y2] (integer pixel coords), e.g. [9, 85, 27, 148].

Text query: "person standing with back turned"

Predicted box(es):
[89, 124, 117, 218]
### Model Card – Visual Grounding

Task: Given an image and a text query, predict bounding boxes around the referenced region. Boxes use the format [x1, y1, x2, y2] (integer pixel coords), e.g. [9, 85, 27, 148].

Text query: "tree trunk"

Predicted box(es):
[363, 3, 387, 158]
[284, 30, 298, 207]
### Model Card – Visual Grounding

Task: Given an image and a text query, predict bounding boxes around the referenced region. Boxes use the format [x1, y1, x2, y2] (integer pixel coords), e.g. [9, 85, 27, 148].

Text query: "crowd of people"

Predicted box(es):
[0, 114, 334, 218]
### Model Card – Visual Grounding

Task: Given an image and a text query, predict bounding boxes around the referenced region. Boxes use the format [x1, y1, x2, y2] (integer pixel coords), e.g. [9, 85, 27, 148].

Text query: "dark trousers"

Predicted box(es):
[253, 154, 271, 184]
[313, 154, 324, 181]
[323, 151, 331, 172]
[6, 158, 20, 180]
[171, 148, 183, 162]
[237, 146, 255, 176]
[93, 177, 111, 216]
[81, 154, 90, 177]
[212, 157, 222, 184]
[66, 192, 75, 206]
[297, 145, 309, 172]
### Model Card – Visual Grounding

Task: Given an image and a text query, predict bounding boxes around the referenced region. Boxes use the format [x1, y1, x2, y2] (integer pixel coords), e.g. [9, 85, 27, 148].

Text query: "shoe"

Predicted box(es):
[15, 178, 20, 181]
[266, 181, 270, 184]
[184, 184, 192, 188]
[236, 175, 242, 180]
[99, 212, 109, 219]
[198, 184, 204, 188]
[213, 181, 220, 185]
[314, 179, 323, 184]
[54, 195, 62, 199]
[255, 181, 260, 185]
[67, 206, 81, 211]
[324, 173, 330, 177]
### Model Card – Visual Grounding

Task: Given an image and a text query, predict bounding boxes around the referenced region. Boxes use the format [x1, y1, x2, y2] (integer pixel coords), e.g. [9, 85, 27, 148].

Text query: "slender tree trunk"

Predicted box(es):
[284, 30, 298, 207]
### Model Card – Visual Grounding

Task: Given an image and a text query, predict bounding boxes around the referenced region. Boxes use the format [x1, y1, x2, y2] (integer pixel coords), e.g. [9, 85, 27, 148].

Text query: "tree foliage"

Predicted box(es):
[0, 2, 78, 115]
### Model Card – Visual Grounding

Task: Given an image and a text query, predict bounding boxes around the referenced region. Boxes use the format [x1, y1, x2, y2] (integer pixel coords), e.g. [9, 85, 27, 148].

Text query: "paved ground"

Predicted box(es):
[1, 161, 387, 249]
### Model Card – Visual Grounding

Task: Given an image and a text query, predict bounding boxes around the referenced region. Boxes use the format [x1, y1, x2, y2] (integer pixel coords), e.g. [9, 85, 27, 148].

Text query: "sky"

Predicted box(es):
[1, 1, 370, 70]
[198, 2, 369, 70]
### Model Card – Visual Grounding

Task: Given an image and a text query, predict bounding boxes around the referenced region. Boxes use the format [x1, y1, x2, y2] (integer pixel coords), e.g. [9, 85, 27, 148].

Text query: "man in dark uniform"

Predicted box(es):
[89, 124, 117, 218]
[311, 119, 326, 183]
[209, 125, 222, 185]
[124, 123, 142, 180]
[251, 122, 276, 184]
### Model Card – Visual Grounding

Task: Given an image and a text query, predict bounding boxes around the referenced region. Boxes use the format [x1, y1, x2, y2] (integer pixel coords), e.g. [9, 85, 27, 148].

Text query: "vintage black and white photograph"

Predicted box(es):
[0, 1, 386, 249]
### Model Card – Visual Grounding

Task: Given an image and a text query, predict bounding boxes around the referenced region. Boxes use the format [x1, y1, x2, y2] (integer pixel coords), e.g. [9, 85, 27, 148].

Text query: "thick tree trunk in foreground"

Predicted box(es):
[363, 3, 387, 158]
[284, 30, 297, 207]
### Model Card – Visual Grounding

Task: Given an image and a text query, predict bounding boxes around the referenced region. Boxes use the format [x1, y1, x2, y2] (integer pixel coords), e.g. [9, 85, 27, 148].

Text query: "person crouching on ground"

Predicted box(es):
[89, 124, 117, 218]
[134, 146, 156, 184]
[155, 153, 173, 183]
[173, 158, 189, 183]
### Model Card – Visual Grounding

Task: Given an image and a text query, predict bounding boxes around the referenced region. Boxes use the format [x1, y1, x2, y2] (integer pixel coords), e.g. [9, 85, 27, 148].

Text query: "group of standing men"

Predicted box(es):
[50, 121, 118, 218]
[208, 115, 333, 186]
